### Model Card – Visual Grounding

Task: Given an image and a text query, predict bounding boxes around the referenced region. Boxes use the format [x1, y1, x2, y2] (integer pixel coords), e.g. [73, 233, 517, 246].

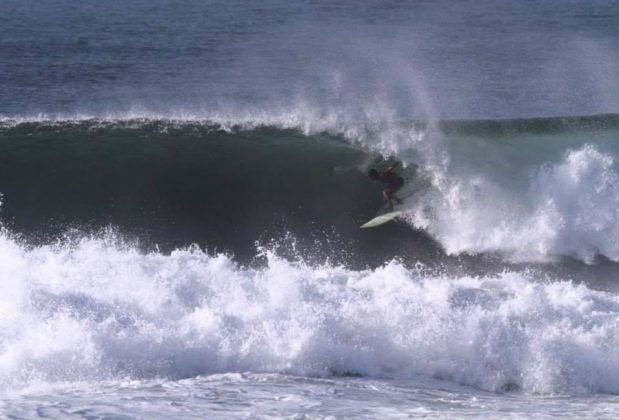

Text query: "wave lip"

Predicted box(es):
[3, 111, 619, 132]
[2, 232, 619, 395]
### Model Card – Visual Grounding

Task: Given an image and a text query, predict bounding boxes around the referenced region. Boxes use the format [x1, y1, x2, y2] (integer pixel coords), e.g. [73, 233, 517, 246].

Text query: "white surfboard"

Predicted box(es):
[360, 210, 402, 228]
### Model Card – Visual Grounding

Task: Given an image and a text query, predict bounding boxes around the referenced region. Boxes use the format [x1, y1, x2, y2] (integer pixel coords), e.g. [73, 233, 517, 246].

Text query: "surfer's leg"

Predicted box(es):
[391, 179, 404, 205]
[383, 188, 395, 210]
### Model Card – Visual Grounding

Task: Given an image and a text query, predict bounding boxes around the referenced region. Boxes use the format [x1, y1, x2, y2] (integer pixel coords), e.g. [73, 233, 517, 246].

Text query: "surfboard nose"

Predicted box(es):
[360, 210, 403, 228]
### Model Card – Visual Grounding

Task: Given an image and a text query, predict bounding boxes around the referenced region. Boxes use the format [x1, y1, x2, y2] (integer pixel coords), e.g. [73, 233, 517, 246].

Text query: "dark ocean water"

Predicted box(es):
[3, 1, 619, 418]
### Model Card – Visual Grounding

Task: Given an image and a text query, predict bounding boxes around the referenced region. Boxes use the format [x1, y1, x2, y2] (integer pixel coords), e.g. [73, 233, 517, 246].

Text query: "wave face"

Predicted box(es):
[2, 116, 619, 265]
[2, 231, 619, 395]
[0, 119, 407, 267]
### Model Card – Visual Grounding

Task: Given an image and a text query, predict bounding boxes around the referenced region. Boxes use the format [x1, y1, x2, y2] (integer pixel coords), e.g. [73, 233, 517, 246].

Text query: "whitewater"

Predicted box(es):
[3, 228, 619, 418]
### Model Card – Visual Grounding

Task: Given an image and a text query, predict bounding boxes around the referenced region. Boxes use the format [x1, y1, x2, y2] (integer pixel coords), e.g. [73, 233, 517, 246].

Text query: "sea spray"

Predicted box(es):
[406, 143, 619, 262]
[2, 230, 619, 394]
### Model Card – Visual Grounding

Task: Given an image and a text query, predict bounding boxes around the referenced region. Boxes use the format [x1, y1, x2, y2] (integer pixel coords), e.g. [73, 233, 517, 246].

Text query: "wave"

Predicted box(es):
[1, 114, 619, 263]
[2, 231, 619, 395]
[3, 111, 619, 132]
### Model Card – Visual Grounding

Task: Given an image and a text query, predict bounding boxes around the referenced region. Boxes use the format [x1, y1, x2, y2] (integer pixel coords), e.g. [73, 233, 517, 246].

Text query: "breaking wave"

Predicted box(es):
[1, 114, 619, 262]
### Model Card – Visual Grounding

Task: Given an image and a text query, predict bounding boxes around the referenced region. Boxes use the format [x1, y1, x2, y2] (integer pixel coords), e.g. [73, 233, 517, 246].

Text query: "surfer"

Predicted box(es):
[368, 161, 404, 210]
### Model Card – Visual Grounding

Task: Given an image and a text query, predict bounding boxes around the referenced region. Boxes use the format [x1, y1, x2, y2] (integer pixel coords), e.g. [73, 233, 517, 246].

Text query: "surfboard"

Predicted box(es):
[360, 210, 402, 228]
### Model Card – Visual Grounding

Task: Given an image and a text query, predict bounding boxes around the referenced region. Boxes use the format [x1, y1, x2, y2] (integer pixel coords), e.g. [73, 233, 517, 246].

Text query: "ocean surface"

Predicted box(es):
[2, 1, 619, 418]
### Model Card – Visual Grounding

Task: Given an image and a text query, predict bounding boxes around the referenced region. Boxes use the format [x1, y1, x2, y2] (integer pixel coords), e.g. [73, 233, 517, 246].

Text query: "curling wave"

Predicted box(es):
[1, 114, 619, 263]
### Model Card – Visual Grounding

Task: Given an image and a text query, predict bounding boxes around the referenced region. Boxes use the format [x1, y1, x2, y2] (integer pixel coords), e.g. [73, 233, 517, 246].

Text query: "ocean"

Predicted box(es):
[2, 1, 619, 418]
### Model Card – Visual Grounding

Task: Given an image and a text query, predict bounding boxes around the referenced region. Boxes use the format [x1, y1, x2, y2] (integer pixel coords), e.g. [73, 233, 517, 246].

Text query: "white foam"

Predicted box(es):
[2, 232, 619, 395]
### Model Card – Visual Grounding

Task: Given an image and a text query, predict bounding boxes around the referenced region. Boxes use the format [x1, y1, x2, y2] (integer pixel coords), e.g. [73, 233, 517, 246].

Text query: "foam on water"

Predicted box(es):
[2, 229, 619, 395]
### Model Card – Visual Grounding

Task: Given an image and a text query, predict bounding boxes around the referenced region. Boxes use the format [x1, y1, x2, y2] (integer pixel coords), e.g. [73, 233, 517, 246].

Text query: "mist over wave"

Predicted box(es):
[2, 229, 619, 395]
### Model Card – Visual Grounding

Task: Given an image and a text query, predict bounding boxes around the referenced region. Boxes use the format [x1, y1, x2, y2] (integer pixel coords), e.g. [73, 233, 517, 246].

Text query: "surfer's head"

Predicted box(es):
[368, 169, 379, 180]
